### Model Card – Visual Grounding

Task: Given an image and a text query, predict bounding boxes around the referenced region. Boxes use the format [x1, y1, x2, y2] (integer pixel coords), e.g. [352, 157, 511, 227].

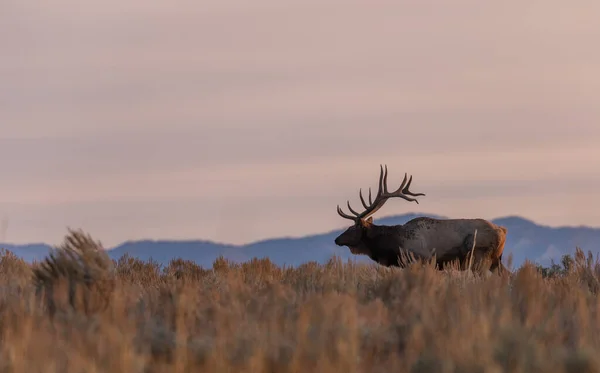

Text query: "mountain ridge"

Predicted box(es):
[2, 214, 600, 269]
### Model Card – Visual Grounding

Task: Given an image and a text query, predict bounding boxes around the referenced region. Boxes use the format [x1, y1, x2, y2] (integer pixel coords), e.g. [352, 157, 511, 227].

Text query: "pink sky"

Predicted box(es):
[2, 0, 600, 246]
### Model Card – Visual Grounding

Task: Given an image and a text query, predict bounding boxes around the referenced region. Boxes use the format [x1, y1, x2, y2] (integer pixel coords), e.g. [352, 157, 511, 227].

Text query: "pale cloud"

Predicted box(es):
[1, 0, 600, 246]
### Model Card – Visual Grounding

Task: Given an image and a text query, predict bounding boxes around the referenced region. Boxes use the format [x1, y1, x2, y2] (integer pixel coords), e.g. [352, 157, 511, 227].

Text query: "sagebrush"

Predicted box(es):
[1, 230, 600, 373]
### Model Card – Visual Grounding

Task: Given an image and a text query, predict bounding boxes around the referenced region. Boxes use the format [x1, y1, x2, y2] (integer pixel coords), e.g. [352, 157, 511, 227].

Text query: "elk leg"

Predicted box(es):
[459, 233, 477, 270]
[469, 248, 494, 274]
[490, 259, 510, 277]
[434, 235, 474, 271]
[489, 260, 499, 272]
[461, 234, 498, 273]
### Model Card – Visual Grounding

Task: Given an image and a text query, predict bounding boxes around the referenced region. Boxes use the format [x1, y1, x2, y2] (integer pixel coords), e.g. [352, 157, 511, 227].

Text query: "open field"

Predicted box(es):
[1, 230, 600, 373]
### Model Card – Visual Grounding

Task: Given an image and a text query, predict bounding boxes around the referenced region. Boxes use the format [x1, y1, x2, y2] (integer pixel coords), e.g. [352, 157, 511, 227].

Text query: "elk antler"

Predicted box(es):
[336, 164, 426, 222]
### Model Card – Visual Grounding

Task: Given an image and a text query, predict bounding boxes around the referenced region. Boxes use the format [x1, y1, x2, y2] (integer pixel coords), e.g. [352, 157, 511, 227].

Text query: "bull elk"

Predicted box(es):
[334, 165, 508, 275]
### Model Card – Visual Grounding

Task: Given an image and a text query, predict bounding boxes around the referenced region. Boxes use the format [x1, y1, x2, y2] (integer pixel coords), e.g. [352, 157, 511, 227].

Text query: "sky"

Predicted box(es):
[1, 0, 600, 247]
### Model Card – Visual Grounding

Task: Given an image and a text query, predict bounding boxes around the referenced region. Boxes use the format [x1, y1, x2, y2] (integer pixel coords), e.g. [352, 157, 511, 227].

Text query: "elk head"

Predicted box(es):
[334, 165, 425, 255]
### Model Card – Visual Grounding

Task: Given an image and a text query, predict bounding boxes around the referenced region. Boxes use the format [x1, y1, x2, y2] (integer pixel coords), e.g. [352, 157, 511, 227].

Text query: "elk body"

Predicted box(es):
[334, 165, 508, 275]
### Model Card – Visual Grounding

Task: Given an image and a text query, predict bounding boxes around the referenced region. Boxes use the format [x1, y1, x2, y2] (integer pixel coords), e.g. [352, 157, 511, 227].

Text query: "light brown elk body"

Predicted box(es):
[334, 165, 508, 274]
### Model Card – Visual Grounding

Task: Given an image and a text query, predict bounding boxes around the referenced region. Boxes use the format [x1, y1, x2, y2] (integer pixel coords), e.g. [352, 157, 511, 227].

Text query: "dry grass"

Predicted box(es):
[1, 230, 600, 373]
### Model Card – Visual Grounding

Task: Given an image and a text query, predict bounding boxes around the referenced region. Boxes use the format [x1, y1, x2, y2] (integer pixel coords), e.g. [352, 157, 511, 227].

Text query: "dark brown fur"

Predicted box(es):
[334, 216, 508, 275]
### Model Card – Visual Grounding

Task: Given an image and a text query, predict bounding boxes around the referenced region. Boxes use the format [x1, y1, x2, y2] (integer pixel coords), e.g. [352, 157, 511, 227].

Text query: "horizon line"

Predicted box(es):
[1, 212, 599, 250]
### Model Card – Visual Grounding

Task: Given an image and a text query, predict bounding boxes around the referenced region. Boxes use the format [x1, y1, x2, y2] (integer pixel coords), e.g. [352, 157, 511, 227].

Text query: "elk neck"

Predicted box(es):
[361, 223, 407, 266]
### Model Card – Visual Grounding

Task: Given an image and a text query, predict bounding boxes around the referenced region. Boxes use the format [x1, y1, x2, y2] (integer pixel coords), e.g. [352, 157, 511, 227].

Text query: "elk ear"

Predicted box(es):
[365, 216, 373, 224]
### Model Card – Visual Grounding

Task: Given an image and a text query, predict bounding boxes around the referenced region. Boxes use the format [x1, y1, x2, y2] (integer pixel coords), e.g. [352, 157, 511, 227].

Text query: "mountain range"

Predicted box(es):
[2, 213, 600, 269]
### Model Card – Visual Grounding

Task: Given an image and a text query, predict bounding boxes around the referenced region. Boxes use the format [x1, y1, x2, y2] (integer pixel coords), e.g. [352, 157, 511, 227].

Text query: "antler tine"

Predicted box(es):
[402, 175, 426, 197]
[346, 200, 362, 216]
[357, 165, 388, 216]
[337, 205, 357, 221]
[389, 173, 409, 194]
[382, 171, 425, 204]
[336, 164, 423, 222]
[359, 188, 370, 210]
[361, 163, 402, 216]
[357, 164, 387, 218]
[382, 164, 389, 194]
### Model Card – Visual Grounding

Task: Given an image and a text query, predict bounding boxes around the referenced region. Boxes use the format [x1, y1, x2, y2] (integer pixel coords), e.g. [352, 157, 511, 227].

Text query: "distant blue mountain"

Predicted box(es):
[0, 243, 53, 263]
[2, 213, 600, 269]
